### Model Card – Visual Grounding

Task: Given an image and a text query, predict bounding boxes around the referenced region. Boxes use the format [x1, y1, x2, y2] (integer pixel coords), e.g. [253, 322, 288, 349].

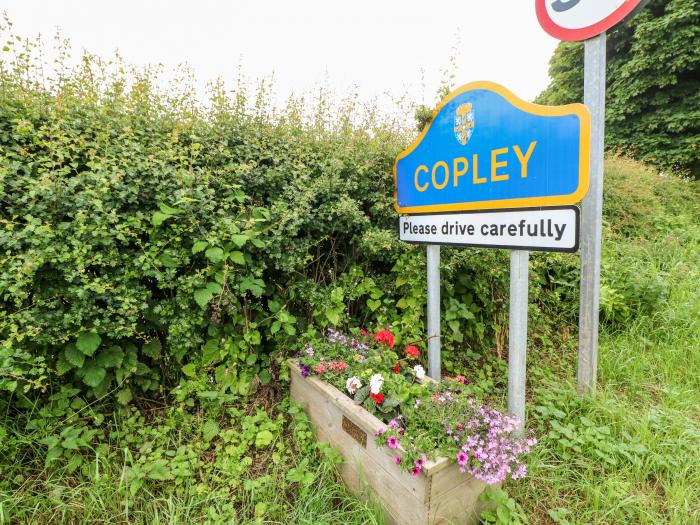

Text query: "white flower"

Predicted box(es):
[414, 365, 426, 380]
[369, 373, 384, 395]
[346, 376, 362, 395]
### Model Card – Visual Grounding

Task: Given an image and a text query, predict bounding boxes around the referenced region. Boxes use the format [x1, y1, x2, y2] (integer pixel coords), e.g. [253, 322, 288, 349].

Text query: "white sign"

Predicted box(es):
[535, 0, 650, 41]
[399, 207, 579, 252]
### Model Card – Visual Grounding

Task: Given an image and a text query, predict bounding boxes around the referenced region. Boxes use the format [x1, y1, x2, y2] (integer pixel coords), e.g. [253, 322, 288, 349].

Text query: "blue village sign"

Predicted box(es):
[394, 81, 590, 214]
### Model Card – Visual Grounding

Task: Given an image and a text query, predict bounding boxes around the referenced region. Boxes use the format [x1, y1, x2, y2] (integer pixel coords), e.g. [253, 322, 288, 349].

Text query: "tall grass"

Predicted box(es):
[0, 460, 385, 524]
[509, 158, 700, 524]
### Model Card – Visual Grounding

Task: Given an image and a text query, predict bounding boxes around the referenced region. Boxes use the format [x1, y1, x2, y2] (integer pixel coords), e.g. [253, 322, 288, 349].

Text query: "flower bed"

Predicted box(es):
[290, 328, 536, 524]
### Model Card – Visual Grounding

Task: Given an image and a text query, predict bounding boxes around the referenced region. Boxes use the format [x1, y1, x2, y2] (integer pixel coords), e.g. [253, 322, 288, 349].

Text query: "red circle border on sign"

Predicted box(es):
[535, 0, 647, 41]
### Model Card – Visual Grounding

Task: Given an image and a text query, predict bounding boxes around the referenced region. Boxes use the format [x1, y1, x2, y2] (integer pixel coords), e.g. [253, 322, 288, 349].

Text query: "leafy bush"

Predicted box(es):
[0, 24, 519, 409]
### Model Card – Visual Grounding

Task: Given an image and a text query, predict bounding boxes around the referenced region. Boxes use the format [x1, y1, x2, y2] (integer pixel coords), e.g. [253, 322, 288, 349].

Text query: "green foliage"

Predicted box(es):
[535, 41, 584, 106]
[537, 0, 700, 176]
[0, 391, 384, 524]
[480, 486, 528, 525]
[0, 21, 518, 407]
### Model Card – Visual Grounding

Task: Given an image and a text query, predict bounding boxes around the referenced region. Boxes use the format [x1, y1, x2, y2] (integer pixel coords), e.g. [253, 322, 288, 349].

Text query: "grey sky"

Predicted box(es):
[2, 0, 560, 108]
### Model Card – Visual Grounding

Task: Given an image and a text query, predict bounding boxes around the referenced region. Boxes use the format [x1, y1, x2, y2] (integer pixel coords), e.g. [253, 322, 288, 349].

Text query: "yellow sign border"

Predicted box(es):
[393, 81, 590, 214]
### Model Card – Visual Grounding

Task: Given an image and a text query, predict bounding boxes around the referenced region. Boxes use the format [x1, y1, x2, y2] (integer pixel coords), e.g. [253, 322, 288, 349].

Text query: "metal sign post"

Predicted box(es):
[426, 244, 441, 380]
[578, 32, 606, 395]
[536, 0, 649, 397]
[508, 250, 529, 436]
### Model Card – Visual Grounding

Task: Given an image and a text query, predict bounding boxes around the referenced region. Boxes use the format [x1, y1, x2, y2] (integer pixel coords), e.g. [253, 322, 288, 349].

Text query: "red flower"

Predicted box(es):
[360, 329, 369, 336]
[393, 362, 400, 374]
[404, 345, 420, 359]
[374, 329, 395, 349]
[370, 392, 385, 405]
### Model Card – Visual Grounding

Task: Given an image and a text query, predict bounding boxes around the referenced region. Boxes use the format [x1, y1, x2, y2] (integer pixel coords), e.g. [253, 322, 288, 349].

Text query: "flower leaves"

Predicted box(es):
[377, 398, 400, 413]
[354, 384, 370, 405]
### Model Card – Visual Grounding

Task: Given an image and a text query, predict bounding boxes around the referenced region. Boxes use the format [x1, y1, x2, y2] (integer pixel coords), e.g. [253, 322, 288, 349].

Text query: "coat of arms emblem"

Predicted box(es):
[454, 102, 474, 146]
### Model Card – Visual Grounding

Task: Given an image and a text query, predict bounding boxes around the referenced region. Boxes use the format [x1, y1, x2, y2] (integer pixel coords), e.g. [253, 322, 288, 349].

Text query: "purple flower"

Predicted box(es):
[300, 364, 311, 378]
[512, 464, 527, 479]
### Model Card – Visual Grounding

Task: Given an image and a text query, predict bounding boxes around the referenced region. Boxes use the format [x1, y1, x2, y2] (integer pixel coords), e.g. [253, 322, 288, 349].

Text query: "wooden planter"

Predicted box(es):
[289, 361, 492, 525]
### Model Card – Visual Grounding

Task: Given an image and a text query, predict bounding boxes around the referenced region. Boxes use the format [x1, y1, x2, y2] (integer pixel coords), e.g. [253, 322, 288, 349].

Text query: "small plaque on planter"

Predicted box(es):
[342, 416, 367, 447]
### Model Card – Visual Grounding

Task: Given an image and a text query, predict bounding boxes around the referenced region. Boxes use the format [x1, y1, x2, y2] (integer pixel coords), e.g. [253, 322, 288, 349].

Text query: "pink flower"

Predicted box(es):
[394, 456, 401, 465]
[457, 451, 468, 466]
[314, 362, 326, 373]
[411, 458, 425, 477]
[328, 360, 348, 372]
[386, 436, 399, 449]
[512, 464, 527, 479]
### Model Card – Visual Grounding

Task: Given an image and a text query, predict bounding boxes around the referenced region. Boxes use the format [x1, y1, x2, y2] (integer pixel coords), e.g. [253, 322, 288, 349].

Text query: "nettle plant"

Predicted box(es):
[296, 328, 535, 484]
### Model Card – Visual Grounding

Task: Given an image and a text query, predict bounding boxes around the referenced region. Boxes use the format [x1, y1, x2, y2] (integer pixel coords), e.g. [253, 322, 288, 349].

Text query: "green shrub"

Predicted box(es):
[0, 26, 511, 410]
[1, 23, 695, 414]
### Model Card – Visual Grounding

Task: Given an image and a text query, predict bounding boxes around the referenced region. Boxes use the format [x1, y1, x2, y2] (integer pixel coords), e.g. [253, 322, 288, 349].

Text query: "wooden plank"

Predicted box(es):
[313, 424, 427, 525]
[429, 462, 480, 501]
[428, 476, 492, 525]
[292, 374, 428, 524]
[290, 372, 428, 500]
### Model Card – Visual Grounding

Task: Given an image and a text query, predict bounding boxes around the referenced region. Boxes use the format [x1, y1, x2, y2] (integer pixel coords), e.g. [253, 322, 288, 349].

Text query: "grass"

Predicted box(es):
[0, 399, 387, 525]
[1, 158, 698, 524]
[508, 158, 700, 524]
[0, 461, 385, 524]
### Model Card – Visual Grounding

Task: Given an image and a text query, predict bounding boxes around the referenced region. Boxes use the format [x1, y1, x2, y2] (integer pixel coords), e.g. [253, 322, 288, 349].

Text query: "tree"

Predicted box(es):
[537, 0, 700, 176]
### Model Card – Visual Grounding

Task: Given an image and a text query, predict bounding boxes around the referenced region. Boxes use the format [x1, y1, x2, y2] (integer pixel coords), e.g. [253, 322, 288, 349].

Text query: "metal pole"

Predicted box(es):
[508, 250, 529, 436]
[578, 32, 606, 396]
[426, 245, 441, 380]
